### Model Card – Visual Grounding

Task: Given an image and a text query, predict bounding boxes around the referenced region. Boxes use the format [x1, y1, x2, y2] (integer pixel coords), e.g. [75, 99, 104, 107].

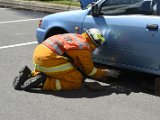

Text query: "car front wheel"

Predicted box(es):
[154, 77, 160, 96]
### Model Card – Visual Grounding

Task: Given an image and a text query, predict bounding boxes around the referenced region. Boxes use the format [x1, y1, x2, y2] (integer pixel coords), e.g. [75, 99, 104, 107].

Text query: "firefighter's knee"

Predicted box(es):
[62, 81, 82, 90]
[43, 77, 56, 91]
[73, 82, 82, 90]
[42, 78, 82, 91]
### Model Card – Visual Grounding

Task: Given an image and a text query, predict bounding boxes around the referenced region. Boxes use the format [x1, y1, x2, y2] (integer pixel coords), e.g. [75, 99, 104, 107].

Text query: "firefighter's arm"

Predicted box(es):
[68, 49, 105, 79]
[78, 50, 111, 79]
[66, 50, 120, 79]
[77, 50, 120, 79]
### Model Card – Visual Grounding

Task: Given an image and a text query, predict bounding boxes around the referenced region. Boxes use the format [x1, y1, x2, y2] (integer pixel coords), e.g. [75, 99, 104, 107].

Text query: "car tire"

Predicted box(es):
[154, 77, 160, 96]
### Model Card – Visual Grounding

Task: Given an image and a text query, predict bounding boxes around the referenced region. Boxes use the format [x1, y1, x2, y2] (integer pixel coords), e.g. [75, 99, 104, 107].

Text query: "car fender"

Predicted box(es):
[43, 9, 90, 35]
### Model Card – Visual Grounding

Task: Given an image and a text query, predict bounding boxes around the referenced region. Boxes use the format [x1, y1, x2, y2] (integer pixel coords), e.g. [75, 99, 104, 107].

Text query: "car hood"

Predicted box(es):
[80, 0, 98, 9]
[43, 9, 88, 20]
[42, 9, 89, 29]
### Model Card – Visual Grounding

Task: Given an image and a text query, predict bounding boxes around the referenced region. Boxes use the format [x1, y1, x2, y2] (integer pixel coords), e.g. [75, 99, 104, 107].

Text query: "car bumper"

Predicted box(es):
[36, 28, 46, 44]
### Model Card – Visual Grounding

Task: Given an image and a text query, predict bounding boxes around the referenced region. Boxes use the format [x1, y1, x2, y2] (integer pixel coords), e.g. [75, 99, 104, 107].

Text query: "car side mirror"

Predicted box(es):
[91, 3, 99, 16]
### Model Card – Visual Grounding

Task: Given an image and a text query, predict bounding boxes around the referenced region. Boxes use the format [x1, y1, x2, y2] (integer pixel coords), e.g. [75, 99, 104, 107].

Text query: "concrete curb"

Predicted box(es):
[0, 0, 80, 13]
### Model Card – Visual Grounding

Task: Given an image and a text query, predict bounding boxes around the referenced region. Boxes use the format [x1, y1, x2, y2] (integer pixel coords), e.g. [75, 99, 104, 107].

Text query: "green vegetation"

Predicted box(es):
[23, 0, 80, 6]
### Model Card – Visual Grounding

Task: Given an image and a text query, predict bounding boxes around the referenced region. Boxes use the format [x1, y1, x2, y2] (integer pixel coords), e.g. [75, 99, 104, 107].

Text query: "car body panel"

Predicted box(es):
[83, 15, 160, 71]
[37, 9, 89, 43]
[36, 0, 160, 76]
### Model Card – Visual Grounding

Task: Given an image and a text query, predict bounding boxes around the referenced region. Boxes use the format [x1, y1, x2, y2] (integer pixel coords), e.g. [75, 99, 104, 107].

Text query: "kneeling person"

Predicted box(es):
[13, 28, 120, 91]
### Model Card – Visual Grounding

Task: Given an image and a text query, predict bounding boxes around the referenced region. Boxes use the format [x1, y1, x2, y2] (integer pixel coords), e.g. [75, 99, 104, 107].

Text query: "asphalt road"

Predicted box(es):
[0, 7, 160, 120]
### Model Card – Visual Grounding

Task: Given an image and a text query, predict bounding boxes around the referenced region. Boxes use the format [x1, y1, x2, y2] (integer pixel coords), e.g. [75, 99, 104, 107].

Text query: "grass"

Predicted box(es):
[22, 0, 80, 6]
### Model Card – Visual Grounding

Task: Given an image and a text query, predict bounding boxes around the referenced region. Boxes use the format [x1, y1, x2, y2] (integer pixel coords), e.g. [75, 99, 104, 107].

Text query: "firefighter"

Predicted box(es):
[13, 28, 120, 91]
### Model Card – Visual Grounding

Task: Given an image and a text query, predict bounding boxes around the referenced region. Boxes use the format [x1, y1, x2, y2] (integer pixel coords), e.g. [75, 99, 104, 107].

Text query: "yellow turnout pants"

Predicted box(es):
[32, 44, 83, 91]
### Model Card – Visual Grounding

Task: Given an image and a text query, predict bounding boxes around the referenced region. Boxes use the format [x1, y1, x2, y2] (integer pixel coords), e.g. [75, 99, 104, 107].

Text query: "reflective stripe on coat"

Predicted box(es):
[42, 33, 91, 55]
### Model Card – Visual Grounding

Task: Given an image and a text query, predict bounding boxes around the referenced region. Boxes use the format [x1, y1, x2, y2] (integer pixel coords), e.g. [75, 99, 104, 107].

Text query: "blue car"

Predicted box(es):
[36, 0, 160, 93]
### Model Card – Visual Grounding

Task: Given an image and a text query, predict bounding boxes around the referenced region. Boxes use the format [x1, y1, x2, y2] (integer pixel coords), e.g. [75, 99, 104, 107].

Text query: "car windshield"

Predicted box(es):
[100, 0, 159, 15]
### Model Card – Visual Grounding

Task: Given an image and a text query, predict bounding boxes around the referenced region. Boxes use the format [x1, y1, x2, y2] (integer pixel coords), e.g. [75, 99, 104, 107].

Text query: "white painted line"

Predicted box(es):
[0, 8, 6, 10]
[0, 18, 41, 24]
[0, 41, 38, 50]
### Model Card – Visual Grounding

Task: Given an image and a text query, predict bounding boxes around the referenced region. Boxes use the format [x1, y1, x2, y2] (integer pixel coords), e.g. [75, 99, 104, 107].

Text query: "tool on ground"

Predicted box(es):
[84, 82, 105, 91]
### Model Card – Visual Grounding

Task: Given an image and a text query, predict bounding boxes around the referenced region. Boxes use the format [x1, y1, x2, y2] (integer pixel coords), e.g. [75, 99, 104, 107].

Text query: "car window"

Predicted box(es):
[99, 0, 159, 15]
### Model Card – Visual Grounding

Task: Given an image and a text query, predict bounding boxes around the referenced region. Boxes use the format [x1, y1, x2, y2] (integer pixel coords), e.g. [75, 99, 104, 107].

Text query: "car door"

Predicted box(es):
[82, 0, 160, 71]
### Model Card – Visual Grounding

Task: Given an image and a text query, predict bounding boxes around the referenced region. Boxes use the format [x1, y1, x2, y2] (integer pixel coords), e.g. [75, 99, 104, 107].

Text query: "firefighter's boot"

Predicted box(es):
[21, 72, 46, 90]
[13, 66, 32, 90]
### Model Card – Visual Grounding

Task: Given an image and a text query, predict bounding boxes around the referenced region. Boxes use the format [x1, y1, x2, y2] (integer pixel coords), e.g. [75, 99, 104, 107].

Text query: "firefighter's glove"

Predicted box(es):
[103, 69, 120, 78]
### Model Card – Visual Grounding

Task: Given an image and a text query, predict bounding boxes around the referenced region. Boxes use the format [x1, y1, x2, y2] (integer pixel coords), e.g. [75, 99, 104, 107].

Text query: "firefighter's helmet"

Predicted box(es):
[86, 28, 105, 47]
